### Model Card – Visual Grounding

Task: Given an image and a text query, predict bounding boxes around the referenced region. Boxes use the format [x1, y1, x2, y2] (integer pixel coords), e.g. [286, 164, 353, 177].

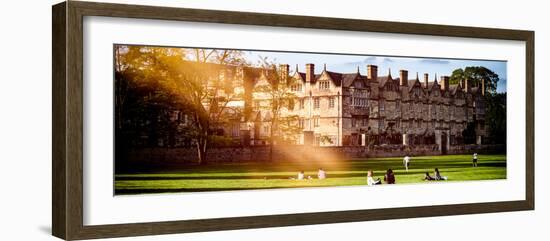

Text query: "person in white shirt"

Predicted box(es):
[403, 155, 411, 172]
[318, 168, 326, 180]
[434, 168, 448, 180]
[297, 171, 305, 180]
[472, 153, 478, 167]
[367, 170, 381, 186]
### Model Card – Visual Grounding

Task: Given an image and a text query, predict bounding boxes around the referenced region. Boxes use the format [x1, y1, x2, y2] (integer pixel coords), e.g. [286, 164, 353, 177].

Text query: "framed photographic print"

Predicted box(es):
[52, 1, 534, 240]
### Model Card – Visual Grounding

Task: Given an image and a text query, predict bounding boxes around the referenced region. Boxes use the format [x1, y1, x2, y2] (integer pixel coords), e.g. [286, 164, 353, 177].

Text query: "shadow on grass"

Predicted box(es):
[114, 170, 443, 180]
[117, 156, 506, 175]
[347, 163, 506, 172]
[114, 185, 338, 195]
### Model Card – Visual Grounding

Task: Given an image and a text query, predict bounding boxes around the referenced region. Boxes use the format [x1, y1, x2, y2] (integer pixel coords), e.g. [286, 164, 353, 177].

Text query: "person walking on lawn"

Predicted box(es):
[403, 155, 411, 172]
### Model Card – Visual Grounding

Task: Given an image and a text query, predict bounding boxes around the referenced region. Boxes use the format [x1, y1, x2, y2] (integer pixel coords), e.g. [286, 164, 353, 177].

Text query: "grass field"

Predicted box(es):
[115, 154, 506, 195]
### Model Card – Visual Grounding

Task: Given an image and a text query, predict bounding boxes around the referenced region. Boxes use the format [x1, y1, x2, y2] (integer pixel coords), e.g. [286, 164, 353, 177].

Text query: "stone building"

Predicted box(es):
[163, 62, 486, 153]
[243, 63, 486, 153]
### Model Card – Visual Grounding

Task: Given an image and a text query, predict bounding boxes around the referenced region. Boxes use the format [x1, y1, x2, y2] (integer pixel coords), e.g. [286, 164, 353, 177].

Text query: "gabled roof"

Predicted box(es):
[378, 75, 396, 87]
[251, 110, 261, 122]
[390, 78, 422, 92]
[315, 70, 343, 86]
[407, 78, 422, 92]
[426, 74, 439, 90]
[450, 84, 464, 95]
[295, 72, 306, 81]
[449, 84, 459, 95]
[294, 70, 345, 86]
[251, 110, 273, 122]
[342, 72, 366, 87]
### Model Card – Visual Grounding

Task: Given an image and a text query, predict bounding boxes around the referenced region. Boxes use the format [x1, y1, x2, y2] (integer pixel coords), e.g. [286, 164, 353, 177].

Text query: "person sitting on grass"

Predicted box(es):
[434, 168, 448, 181]
[423, 172, 435, 181]
[367, 170, 382, 186]
[384, 169, 396, 184]
[297, 171, 305, 180]
[318, 168, 326, 180]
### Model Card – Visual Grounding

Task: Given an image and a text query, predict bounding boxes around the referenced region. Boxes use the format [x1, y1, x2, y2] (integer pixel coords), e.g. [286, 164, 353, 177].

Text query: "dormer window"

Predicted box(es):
[319, 81, 330, 90]
[385, 83, 397, 91]
[414, 87, 422, 96]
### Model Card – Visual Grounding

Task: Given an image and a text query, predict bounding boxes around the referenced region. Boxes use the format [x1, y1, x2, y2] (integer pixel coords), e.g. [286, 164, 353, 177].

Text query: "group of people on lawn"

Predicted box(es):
[366, 167, 446, 185]
[294, 168, 326, 180]
[292, 153, 480, 185]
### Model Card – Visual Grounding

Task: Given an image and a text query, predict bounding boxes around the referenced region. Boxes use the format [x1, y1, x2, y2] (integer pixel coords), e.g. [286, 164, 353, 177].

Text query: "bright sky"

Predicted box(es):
[243, 50, 507, 93]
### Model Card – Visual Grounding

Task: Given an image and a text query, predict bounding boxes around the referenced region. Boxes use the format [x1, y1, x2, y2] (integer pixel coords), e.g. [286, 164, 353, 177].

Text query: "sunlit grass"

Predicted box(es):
[115, 154, 506, 194]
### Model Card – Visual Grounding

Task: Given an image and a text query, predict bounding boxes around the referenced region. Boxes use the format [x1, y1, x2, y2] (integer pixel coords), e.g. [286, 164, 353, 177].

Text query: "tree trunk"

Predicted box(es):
[196, 136, 208, 165]
[195, 127, 209, 165]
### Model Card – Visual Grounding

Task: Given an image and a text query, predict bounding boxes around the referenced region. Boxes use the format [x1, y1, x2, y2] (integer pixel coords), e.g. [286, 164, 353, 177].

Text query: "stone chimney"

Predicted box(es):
[399, 70, 408, 86]
[424, 73, 429, 88]
[280, 64, 289, 82]
[305, 63, 315, 83]
[367, 65, 378, 82]
[464, 78, 470, 93]
[440, 76, 449, 91]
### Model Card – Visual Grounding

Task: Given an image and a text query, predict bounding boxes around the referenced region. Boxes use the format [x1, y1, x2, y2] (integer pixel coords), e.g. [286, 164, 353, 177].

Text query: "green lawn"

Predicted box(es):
[115, 154, 506, 195]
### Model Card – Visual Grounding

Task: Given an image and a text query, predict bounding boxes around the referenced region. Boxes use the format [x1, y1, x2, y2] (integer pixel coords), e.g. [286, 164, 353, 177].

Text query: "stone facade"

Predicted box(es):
[164, 62, 487, 153]
[244, 64, 486, 152]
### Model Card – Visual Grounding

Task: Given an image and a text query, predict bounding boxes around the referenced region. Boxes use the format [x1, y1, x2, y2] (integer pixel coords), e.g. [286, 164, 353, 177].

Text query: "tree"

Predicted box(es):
[115, 46, 246, 165]
[190, 49, 248, 66]
[484, 93, 506, 144]
[114, 46, 191, 170]
[183, 49, 247, 164]
[254, 58, 301, 161]
[462, 122, 476, 144]
[449, 66, 500, 94]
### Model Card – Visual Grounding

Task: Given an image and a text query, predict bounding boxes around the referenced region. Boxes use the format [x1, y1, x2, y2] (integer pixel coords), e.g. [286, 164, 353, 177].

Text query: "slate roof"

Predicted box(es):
[296, 72, 306, 81]
[407, 79, 422, 92]
[250, 64, 483, 97]
[450, 84, 466, 95]
[378, 75, 396, 87]
[295, 70, 366, 87]
[389, 78, 423, 92]
[427, 81, 439, 89]
[341, 72, 366, 87]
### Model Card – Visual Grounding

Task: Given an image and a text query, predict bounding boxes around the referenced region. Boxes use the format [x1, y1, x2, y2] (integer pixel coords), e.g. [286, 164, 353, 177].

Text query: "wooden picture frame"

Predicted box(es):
[52, 1, 534, 240]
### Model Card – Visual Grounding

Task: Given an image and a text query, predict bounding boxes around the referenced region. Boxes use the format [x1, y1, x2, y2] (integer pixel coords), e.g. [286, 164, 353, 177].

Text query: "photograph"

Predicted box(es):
[113, 45, 507, 195]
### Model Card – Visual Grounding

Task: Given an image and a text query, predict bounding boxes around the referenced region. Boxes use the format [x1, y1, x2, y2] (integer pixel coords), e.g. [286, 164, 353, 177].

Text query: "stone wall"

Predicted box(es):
[122, 144, 505, 165]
